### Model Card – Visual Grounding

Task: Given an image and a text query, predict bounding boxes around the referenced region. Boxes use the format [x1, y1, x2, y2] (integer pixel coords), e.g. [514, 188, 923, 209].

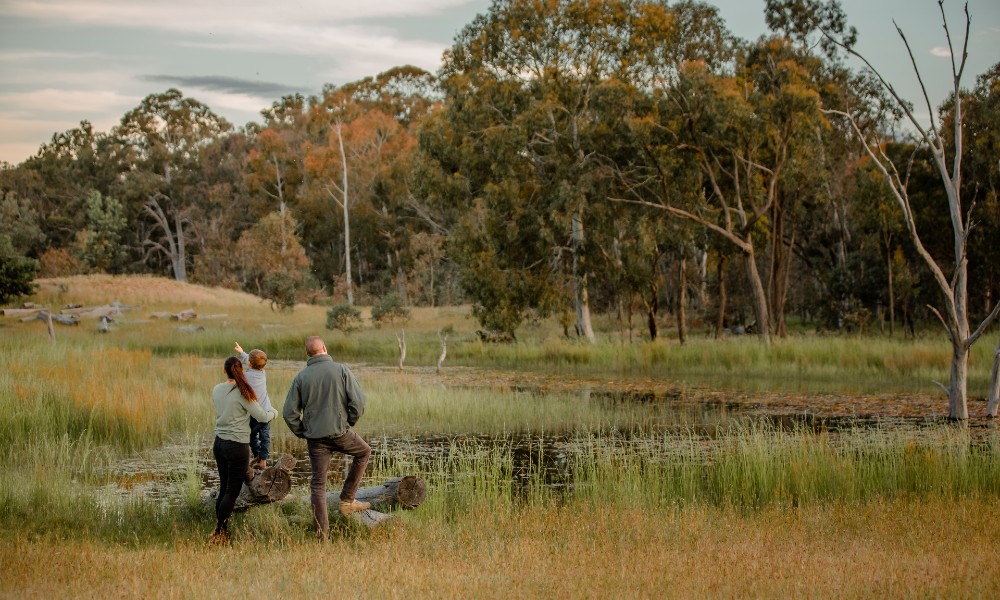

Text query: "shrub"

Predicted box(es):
[0, 234, 39, 304]
[326, 303, 363, 332]
[371, 293, 411, 328]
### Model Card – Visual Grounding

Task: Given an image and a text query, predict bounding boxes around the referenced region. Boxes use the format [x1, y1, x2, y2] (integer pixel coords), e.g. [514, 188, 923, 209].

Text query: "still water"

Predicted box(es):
[96, 383, 966, 506]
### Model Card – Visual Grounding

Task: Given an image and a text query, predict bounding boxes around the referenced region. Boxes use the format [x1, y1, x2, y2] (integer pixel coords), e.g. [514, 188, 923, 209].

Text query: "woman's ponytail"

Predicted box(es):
[224, 356, 257, 402]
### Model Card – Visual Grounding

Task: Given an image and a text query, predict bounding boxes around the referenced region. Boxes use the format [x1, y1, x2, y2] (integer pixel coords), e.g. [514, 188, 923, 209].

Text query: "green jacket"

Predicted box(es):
[282, 354, 365, 439]
[213, 382, 277, 443]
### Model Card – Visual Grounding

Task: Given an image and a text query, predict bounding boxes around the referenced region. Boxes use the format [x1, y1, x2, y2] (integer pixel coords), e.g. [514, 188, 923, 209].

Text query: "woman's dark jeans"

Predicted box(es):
[307, 430, 371, 539]
[213, 436, 250, 534]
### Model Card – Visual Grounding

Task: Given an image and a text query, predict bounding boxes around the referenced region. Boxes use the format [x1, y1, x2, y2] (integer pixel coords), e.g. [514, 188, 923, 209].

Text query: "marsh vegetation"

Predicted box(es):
[2, 276, 999, 596]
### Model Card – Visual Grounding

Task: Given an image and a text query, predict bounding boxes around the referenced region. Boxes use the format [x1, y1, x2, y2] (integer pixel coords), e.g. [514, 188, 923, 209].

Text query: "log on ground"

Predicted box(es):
[22, 311, 78, 325]
[205, 453, 296, 512]
[1, 307, 45, 317]
[326, 476, 427, 512]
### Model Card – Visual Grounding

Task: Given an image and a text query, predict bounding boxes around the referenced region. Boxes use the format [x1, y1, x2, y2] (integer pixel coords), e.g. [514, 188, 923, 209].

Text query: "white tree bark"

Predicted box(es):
[142, 193, 188, 282]
[987, 339, 1000, 418]
[825, 4, 1000, 418]
[436, 330, 448, 373]
[572, 210, 596, 343]
[335, 122, 354, 306]
[396, 330, 406, 371]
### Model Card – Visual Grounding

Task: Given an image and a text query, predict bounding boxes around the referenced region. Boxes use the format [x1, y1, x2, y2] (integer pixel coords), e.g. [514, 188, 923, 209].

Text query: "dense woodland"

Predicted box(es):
[1, 0, 998, 345]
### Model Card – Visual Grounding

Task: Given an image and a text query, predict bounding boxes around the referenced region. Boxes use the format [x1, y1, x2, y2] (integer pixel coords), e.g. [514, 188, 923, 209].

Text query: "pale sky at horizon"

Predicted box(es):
[1, 0, 997, 166]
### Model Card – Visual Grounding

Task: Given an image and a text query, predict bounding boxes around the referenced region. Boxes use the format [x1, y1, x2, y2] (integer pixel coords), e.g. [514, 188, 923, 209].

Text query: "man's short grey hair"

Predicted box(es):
[305, 336, 325, 357]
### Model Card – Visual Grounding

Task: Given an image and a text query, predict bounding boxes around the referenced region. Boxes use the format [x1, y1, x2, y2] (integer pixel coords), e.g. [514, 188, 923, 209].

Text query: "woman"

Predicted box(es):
[210, 355, 277, 544]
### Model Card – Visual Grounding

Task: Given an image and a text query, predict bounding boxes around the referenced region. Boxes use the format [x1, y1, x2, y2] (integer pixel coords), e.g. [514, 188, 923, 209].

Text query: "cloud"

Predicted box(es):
[0, 88, 138, 162]
[0, 89, 139, 118]
[0, 0, 478, 30]
[929, 46, 952, 58]
[139, 75, 305, 98]
[0, 1, 473, 68]
[0, 50, 106, 62]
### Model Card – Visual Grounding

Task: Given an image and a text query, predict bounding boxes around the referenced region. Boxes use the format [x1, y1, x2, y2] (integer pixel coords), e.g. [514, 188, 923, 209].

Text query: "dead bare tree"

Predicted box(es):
[396, 330, 406, 371]
[142, 193, 190, 282]
[436, 329, 448, 374]
[824, 1, 1000, 419]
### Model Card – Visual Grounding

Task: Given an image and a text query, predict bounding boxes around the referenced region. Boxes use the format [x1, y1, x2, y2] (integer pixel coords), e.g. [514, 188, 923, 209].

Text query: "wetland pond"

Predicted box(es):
[96, 364, 995, 506]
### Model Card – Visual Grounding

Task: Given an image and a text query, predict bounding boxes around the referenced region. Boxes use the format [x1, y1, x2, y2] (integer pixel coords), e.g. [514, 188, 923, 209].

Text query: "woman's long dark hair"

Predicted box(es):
[224, 356, 257, 402]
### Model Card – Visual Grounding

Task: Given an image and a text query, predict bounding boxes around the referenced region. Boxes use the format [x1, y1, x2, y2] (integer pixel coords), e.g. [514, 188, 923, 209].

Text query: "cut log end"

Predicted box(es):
[248, 467, 292, 502]
[397, 475, 427, 509]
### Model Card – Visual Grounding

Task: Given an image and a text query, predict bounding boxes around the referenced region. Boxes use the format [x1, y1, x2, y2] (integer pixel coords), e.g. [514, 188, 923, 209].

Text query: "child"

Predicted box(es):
[234, 342, 272, 469]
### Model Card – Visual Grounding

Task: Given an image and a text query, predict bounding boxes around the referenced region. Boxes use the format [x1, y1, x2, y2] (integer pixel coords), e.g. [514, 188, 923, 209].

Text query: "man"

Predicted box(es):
[283, 335, 371, 540]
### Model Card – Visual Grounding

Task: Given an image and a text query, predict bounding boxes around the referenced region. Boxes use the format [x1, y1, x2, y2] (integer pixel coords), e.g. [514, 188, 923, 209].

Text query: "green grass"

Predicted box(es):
[3, 275, 999, 542]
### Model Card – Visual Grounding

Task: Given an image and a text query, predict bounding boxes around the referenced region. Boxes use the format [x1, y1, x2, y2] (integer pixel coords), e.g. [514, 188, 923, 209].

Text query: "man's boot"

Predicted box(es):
[339, 499, 371, 516]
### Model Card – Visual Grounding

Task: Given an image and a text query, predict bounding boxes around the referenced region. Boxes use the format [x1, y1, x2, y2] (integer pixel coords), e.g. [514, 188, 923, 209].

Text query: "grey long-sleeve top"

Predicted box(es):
[238, 351, 273, 413]
[213, 382, 277, 443]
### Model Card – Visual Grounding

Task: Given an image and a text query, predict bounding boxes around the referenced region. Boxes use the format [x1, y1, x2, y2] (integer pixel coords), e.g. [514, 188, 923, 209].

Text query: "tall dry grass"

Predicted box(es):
[7, 497, 999, 599]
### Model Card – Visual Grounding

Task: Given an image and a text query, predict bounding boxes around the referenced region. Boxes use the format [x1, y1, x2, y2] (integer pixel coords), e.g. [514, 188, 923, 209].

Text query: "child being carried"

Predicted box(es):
[234, 342, 272, 470]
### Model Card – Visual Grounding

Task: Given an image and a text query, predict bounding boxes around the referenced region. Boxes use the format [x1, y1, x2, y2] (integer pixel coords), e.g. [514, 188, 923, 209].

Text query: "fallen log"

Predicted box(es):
[61, 304, 113, 316]
[326, 476, 427, 529]
[205, 464, 426, 531]
[326, 476, 427, 512]
[171, 309, 197, 321]
[206, 453, 296, 512]
[2, 307, 45, 317]
[22, 310, 78, 325]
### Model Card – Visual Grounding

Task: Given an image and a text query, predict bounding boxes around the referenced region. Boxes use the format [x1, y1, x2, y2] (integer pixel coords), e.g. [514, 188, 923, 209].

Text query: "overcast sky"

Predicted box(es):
[1, 0, 997, 166]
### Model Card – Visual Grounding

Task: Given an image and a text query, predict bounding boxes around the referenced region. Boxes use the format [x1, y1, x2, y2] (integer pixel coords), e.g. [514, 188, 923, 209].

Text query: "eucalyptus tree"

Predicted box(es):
[433, 0, 676, 339]
[624, 33, 826, 345]
[298, 67, 434, 303]
[251, 95, 307, 214]
[3, 121, 118, 253]
[114, 89, 233, 282]
[825, 4, 1000, 419]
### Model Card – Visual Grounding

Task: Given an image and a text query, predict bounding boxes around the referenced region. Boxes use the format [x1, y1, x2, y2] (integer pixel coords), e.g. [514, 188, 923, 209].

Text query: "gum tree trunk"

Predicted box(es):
[744, 248, 771, 345]
[987, 338, 1000, 418]
[572, 211, 596, 343]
